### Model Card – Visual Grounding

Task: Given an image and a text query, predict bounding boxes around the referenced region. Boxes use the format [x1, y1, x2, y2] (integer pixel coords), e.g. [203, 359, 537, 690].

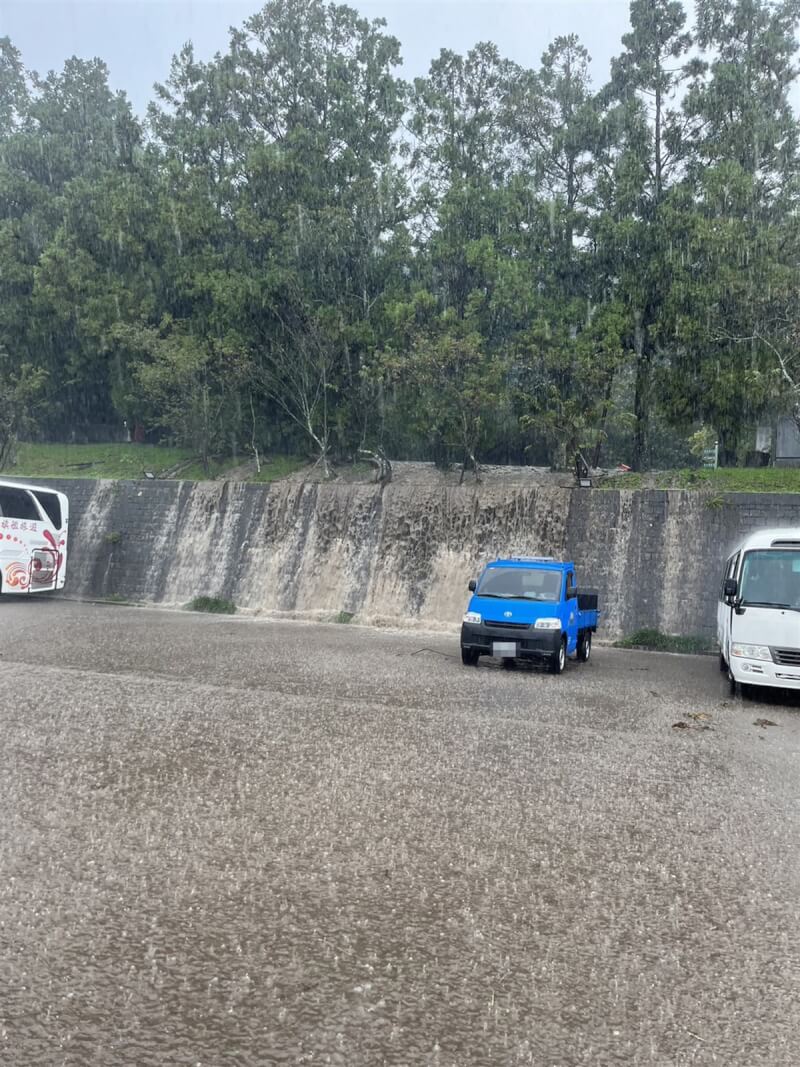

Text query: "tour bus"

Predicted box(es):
[718, 527, 800, 692]
[0, 480, 68, 595]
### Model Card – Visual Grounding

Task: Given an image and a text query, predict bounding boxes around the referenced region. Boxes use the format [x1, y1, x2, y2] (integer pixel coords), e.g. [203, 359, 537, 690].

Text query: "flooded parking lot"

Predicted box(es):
[1, 599, 799, 1065]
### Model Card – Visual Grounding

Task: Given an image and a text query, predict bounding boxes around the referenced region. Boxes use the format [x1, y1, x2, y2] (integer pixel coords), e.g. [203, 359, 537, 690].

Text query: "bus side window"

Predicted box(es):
[31, 490, 62, 529]
[0, 488, 40, 522]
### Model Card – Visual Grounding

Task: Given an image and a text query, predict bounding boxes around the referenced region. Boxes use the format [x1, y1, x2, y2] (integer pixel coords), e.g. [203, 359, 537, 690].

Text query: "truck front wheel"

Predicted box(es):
[461, 647, 479, 667]
[550, 637, 567, 675]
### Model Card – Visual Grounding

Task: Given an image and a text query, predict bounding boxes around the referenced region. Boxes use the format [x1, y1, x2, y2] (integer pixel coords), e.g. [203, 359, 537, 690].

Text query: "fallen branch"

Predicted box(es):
[358, 447, 392, 485]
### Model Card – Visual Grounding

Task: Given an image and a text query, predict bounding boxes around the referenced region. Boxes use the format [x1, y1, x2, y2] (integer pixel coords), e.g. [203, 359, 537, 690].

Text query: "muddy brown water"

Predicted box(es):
[1, 600, 799, 1065]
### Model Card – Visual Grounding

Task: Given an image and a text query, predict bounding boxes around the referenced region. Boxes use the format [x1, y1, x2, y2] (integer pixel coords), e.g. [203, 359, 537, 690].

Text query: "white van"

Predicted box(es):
[0, 480, 69, 595]
[718, 527, 800, 692]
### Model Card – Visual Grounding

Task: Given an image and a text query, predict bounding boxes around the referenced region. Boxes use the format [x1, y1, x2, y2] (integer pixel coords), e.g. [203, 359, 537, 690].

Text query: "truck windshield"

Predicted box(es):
[477, 567, 561, 601]
[740, 550, 800, 609]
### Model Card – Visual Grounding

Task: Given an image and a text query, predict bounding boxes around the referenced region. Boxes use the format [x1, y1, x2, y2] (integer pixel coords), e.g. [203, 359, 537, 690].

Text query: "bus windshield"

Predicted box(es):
[740, 550, 800, 609]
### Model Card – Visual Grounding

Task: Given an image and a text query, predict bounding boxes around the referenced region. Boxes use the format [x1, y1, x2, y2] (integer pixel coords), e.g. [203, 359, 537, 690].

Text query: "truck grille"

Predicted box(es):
[772, 647, 800, 666]
[485, 620, 530, 631]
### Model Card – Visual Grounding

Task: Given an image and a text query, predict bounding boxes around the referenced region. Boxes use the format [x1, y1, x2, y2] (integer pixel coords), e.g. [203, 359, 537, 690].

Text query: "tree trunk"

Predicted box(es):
[632, 310, 650, 472]
[717, 427, 737, 468]
[459, 448, 480, 484]
[549, 438, 567, 472]
[0, 432, 16, 472]
[591, 372, 615, 469]
[654, 79, 662, 205]
[249, 393, 261, 474]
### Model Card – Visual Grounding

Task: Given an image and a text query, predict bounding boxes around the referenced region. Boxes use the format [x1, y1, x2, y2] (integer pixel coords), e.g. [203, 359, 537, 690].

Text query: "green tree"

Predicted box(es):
[224, 0, 409, 458]
[0, 36, 29, 134]
[0, 352, 46, 470]
[0, 53, 144, 438]
[666, 0, 800, 460]
[512, 35, 599, 254]
[689, 0, 800, 182]
[121, 320, 251, 473]
[595, 0, 692, 469]
[372, 293, 505, 479]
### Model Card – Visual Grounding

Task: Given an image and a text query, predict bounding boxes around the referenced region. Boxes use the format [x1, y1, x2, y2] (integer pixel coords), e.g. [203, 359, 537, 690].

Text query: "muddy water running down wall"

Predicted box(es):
[35, 478, 800, 638]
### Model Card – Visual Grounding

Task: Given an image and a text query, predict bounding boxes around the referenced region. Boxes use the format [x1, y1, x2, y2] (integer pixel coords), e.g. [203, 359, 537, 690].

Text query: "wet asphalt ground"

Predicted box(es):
[1, 599, 799, 1067]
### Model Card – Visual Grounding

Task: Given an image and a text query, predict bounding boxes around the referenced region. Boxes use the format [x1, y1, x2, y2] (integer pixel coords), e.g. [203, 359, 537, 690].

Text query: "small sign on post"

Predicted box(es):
[702, 442, 719, 469]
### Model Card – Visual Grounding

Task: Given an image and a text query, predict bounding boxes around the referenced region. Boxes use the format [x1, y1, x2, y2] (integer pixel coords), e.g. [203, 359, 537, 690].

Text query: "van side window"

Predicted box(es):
[720, 553, 739, 600]
[0, 488, 40, 521]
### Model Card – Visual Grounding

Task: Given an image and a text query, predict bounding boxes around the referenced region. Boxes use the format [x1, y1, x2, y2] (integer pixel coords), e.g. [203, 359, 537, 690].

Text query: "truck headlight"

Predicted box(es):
[731, 643, 772, 661]
[534, 618, 561, 630]
[463, 611, 482, 625]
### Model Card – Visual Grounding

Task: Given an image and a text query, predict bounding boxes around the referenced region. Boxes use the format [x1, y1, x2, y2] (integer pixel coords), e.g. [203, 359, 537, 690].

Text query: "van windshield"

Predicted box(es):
[740, 550, 800, 609]
[477, 568, 562, 601]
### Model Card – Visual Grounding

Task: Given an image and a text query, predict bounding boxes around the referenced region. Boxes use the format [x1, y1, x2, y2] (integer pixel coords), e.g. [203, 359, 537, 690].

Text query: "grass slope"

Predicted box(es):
[613, 629, 717, 655]
[8, 443, 304, 483]
[5, 445, 800, 493]
[604, 467, 800, 493]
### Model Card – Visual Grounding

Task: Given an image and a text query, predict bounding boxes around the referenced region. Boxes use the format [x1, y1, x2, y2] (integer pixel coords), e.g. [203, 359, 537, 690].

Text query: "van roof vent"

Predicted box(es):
[770, 540, 800, 548]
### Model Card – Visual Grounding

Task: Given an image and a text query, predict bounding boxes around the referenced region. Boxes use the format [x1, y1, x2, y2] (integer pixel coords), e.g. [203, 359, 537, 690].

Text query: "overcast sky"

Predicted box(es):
[2, 0, 798, 118]
[1, 0, 653, 116]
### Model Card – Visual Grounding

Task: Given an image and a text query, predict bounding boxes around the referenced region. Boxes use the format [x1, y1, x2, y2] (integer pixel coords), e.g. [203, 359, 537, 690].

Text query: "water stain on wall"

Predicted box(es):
[25, 478, 800, 638]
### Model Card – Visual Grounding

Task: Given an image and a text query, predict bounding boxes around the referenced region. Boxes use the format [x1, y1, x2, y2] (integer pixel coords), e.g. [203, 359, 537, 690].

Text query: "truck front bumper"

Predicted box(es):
[460, 623, 561, 660]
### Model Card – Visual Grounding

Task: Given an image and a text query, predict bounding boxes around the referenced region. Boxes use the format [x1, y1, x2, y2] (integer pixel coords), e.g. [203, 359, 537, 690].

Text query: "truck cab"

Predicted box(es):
[460, 557, 599, 674]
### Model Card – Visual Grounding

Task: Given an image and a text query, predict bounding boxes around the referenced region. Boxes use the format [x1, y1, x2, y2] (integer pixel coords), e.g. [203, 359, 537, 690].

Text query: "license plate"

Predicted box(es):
[493, 641, 517, 658]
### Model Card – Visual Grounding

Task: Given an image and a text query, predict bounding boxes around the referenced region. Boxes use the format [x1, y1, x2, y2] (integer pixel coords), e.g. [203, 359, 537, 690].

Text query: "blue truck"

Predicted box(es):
[460, 557, 600, 674]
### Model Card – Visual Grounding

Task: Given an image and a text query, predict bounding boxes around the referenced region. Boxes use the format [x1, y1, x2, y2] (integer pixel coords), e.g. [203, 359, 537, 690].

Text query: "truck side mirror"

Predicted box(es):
[724, 578, 738, 600]
[468, 580, 477, 592]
